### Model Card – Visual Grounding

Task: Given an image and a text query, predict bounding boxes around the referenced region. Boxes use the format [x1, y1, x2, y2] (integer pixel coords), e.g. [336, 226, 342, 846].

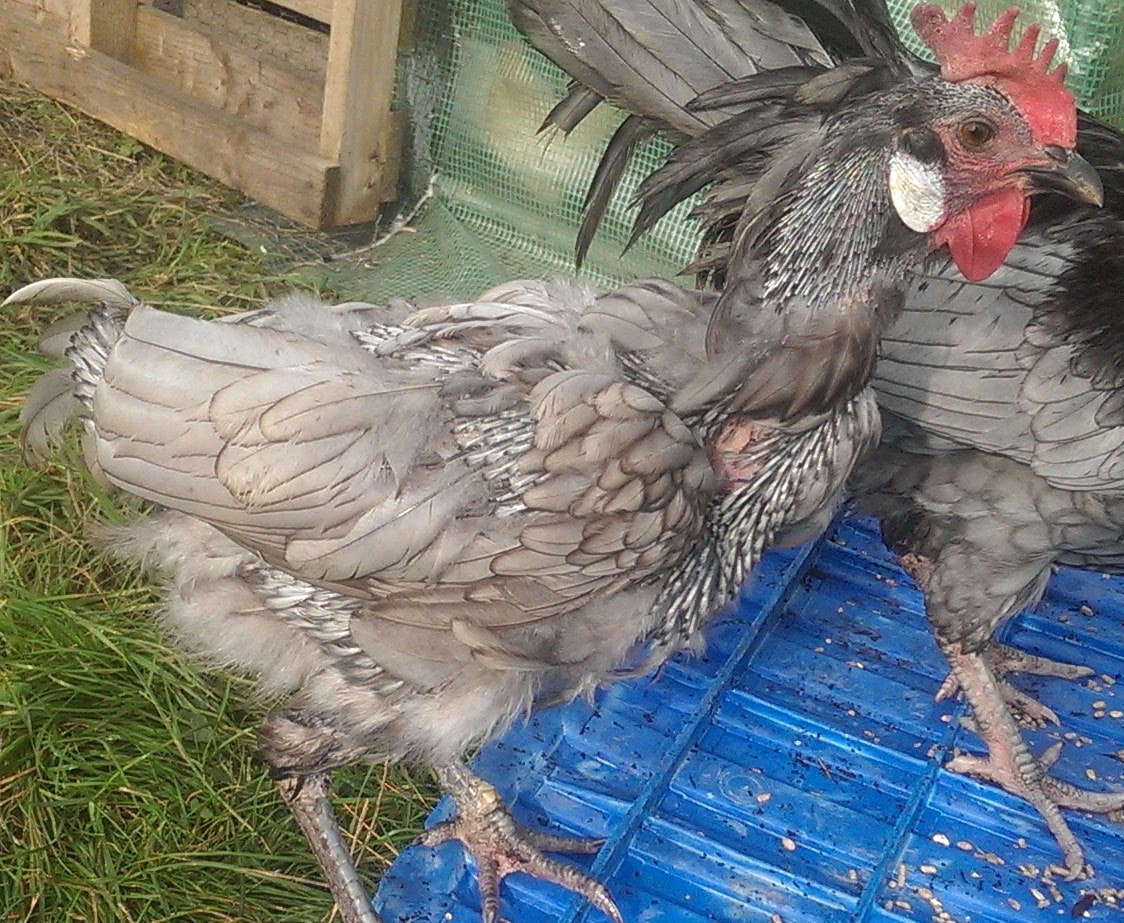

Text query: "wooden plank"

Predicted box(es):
[130, 5, 323, 152]
[272, 0, 333, 24]
[2, 0, 71, 24]
[0, 5, 360, 228]
[70, 0, 137, 61]
[319, 0, 403, 225]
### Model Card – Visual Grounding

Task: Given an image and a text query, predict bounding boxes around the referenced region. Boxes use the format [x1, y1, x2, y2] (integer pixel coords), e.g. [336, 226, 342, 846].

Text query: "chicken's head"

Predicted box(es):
[888, 2, 1101, 281]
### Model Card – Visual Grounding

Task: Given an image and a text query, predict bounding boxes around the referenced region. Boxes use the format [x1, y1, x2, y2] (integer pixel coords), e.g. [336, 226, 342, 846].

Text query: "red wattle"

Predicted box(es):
[934, 188, 1031, 282]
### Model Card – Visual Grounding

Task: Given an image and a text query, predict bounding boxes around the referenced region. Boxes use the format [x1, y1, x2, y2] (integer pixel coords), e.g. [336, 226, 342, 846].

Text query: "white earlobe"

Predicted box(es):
[889, 151, 946, 233]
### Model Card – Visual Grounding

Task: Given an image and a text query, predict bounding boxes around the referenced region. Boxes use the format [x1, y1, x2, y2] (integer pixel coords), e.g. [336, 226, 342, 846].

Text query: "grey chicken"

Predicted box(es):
[11, 274, 872, 923]
[11, 5, 1093, 921]
[510, 0, 1124, 877]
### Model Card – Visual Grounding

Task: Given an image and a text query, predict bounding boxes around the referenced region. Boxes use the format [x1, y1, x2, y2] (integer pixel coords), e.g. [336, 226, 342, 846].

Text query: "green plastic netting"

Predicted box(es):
[326, 0, 1124, 302]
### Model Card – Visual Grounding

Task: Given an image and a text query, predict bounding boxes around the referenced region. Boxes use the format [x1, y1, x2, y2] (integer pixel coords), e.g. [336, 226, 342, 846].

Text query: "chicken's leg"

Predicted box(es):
[935, 640, 1095, 727]
[418, 762, 622, 923]
[940, 641, 1124, 879]
[898, 547, 1124, 877]
[278, 771, 383, 923]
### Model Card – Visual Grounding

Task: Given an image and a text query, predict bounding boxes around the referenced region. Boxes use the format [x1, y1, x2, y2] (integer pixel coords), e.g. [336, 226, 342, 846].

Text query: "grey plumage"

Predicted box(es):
[508, 0, 917, 263]
[15, 4, 1094, 914]
[508, 0, 1124, 877]
[509, 0, 833, 263]
[12, 271, 871, 923]
[819, 39, 1124, 885]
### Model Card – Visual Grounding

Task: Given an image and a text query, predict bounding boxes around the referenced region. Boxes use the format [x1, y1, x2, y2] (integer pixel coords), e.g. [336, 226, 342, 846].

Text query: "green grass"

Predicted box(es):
[0, 79, 437, 922]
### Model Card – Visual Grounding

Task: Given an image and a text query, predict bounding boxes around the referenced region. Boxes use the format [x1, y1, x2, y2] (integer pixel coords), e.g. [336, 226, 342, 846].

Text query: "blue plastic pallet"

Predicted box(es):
[375, 513, 1124, 922]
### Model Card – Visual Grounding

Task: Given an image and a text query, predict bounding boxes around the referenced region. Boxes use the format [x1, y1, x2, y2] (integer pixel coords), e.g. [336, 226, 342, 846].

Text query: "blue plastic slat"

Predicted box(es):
[375, 513, 1124, 922]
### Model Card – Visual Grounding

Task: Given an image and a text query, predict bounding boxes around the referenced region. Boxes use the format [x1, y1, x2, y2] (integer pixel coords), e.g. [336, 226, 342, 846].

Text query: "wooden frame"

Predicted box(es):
[0, 0, 406, 229]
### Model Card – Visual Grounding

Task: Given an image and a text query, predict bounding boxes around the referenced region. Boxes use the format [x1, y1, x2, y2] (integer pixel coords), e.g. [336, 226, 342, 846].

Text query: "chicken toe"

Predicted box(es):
[420, 764, 622, 923]
[984, 641, 1096, 682]
[942, 642, 1124, 879]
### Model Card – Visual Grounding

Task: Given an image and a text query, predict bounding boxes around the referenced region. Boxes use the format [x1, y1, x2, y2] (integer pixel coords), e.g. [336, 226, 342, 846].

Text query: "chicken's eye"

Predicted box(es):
[958, 118, 996, 150]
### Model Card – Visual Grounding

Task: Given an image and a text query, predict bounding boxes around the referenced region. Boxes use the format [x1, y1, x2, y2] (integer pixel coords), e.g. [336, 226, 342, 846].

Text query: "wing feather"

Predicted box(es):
[878, 231, 1124, 492]
[51, 281, 716, 609]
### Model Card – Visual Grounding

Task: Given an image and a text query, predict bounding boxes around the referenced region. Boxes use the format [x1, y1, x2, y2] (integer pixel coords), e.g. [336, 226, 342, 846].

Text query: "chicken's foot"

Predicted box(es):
[941, 642, 1124, 879]
[936, 640, 1094, 727]
[419, 762, 622, 923]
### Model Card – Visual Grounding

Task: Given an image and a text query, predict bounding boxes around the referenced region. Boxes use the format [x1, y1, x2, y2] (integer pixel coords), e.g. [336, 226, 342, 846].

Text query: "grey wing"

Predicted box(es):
[877, 233, 1124, 492]
[91, 290, 715, 604]
[347, 362, 717, 701]
[92, 304, 500, 586]
[1015, 218, 1124, 491]
[875, 254, 1043, 461]
[581, 278, 716, 397]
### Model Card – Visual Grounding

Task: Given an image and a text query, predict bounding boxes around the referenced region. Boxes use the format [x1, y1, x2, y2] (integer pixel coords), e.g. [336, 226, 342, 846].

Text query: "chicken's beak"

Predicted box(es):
[1022, 147, 1104, 206]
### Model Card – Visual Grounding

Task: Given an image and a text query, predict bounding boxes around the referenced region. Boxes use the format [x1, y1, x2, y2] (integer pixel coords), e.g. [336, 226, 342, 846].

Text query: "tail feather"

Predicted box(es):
[8, 276, 138, 461]
[576, 114, 655, 266]
[4, 277, 138, 312]
[20, 369, 82, 463]
[541, 83, 604, 134]
[510, 0, 836, 135]
[34, 312, 92, 359]
[509, 0, 826, 260]
[509, 0, 923, 262]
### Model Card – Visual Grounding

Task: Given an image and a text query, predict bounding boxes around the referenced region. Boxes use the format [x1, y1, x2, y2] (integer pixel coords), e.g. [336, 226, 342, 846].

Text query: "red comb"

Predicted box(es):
[910, 2, 1076, 148]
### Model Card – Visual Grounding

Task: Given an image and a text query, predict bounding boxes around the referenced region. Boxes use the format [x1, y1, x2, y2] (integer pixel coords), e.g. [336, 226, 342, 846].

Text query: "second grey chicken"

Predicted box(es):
[509, 0, 1124, 878]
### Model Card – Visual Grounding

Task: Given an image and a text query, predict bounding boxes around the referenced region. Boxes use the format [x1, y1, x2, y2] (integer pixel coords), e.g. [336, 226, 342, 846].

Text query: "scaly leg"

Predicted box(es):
[278, 772, 382, 923]
[418, 763, 622, 923]
[936, 639, 1096, 727]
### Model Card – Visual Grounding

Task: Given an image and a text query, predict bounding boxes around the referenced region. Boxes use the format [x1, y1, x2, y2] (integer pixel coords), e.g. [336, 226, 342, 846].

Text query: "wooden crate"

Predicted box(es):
[0, 0, 408, 229]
